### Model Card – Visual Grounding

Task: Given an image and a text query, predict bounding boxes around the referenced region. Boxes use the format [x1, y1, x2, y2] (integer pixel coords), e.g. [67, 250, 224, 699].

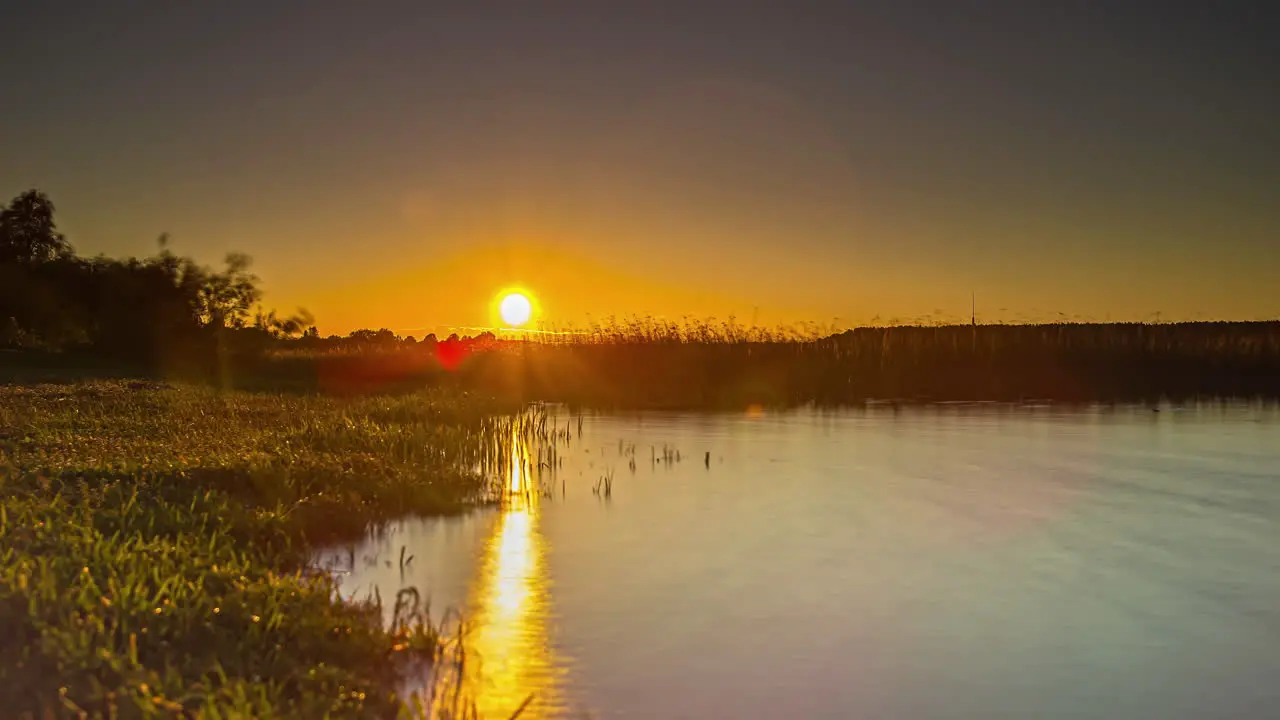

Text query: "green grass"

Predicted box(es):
[0, 381, 528, 718]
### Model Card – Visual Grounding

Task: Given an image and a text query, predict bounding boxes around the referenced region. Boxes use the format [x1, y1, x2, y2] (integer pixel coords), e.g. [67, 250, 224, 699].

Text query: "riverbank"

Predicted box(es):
[0, 381, 524, 718]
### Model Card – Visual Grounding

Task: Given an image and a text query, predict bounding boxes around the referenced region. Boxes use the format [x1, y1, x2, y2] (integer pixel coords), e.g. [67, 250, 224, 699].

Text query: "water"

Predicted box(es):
[318, 403, 1280, 719]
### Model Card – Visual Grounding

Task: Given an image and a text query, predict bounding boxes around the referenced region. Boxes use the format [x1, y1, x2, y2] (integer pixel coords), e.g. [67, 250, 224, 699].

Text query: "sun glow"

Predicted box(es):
[498, 291, 534, 327]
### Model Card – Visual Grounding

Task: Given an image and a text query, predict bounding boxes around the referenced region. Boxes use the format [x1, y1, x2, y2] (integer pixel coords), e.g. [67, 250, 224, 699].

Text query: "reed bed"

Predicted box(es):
[508, 319, 1280, 407]
[244, 319, 1280, 407]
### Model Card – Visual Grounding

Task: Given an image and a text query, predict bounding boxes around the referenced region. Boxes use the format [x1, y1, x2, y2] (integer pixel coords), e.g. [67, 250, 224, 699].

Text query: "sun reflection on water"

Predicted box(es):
[462, 429, 563, 718]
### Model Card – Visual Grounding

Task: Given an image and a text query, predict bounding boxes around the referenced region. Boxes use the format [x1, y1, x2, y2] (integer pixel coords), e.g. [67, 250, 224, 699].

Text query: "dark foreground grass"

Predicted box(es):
[0, 382, 520, 718]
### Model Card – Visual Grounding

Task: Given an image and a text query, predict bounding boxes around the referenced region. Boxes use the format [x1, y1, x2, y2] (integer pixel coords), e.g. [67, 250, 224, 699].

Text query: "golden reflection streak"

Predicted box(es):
[462, 428, 562, 719]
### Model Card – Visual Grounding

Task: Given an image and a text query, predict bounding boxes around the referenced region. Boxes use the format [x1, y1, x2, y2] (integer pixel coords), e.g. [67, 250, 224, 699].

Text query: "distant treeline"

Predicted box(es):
[5, 188, 1279, 404]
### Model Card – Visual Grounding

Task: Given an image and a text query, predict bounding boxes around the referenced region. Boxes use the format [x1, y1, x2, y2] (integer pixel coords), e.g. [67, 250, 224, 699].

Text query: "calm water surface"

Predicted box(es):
[319, 404, 1280, 719]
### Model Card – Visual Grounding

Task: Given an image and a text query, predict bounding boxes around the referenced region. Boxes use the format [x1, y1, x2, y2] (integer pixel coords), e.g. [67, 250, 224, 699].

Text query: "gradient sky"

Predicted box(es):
[3, 2, 1278, 333]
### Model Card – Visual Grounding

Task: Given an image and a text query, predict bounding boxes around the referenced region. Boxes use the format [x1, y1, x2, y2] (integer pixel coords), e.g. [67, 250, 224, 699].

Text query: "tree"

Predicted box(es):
[0, 189, 309, 366]
[267, 308, 316, 338]
[198, 253, 261, 329]
[0, 190, 72, 264]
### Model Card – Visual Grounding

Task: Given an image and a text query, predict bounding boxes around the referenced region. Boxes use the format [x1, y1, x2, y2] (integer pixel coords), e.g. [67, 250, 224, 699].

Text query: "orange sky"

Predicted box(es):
[4, 4, 1278, 334]
[285, 240, 828, 336]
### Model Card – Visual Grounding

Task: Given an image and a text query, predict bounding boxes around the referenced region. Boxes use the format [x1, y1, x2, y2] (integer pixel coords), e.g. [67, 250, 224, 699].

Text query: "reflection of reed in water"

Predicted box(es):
[461, 429, 563, 719]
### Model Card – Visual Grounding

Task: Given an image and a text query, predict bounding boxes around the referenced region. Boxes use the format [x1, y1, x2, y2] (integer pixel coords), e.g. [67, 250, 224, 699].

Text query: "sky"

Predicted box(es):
[2, 1, 1278, 334]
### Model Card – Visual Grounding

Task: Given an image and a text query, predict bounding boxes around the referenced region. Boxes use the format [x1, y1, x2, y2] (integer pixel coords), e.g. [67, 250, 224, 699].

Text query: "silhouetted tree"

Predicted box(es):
[198, 253, 261, 329]
[0, 191, 78, 348]
[0, 188, 299, 374]
[0, 190, 71, 264]
[254, 307, 315, 339]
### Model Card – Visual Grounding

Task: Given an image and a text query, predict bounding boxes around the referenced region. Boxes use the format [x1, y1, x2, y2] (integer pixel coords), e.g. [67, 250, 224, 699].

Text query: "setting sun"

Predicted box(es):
[499, 292, 533, 327]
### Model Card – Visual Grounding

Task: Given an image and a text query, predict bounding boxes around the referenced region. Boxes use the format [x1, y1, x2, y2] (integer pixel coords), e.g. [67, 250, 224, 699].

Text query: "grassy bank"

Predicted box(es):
[0, 381, 524, 718]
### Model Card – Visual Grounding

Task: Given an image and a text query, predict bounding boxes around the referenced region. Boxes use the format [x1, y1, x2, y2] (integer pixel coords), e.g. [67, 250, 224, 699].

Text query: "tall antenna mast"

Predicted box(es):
[971, 292, 976, 326]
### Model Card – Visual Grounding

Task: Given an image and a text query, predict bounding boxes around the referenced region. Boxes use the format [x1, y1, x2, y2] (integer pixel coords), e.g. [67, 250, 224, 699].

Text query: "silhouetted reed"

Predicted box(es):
[246, 317, 1280, 407]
